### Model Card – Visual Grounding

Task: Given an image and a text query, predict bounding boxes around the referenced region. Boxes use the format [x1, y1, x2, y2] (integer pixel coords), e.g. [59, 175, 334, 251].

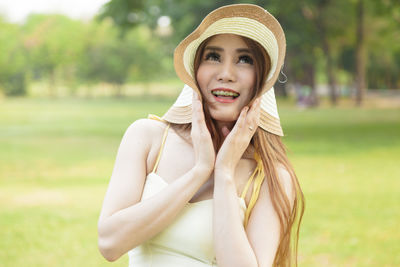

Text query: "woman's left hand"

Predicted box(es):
[215, 97, 261, 176]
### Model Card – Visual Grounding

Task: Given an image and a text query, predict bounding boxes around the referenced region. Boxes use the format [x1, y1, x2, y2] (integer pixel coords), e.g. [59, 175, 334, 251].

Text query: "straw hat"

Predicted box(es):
[162, 4, 285, 136]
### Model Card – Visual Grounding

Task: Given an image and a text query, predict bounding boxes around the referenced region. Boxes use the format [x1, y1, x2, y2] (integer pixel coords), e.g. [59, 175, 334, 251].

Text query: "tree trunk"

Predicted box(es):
[114, 84, 124, 98]
[316, 3, 338, 106]
[355, 0, 366, 106]
[322, 39, 338, 105]
[49, 68, 56, 98]
[306, 62, 319, 107]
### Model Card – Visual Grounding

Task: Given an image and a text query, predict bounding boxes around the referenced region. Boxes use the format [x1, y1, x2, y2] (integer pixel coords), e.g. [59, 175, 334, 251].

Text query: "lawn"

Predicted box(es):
[0, 96, 399, 266]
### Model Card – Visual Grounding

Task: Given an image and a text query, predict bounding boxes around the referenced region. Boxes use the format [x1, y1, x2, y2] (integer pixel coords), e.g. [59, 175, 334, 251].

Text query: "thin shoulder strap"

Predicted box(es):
[240, 151, 265, 228]
[152, 123, 170, 173]
[241, 168, 257, 199]
[148, 114, 163, 121]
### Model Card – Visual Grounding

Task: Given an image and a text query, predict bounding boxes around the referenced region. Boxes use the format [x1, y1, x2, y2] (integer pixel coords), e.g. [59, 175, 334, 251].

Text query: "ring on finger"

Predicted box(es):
[249, 126, 254, 131]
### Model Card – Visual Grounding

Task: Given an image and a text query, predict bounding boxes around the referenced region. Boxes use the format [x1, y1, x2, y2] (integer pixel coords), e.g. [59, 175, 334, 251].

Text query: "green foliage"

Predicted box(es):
[77, 20, 125, 85]
[365, 1, 400, 89]
[98, 0, 400, 92]
[20, 14, 88, 95]
[97, 0, 147, 30]
[1, 72, 28, 96]
[0, 18, 29, 96]
[0, 1, 399, 97]
[78, 23, 170, 86]
[0, 14, 177, 97]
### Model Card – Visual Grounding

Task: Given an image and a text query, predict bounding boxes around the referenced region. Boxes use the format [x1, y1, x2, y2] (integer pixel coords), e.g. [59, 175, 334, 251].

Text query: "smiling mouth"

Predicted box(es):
[211, 89, 240, 101]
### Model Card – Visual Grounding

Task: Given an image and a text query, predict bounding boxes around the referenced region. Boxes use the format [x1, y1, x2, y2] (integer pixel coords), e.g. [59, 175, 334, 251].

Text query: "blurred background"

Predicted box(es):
[0, 0, 399, 266]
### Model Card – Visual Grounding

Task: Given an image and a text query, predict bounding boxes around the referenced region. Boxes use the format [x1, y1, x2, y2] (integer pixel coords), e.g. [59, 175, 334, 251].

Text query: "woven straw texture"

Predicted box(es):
[162, 4, 285, 136]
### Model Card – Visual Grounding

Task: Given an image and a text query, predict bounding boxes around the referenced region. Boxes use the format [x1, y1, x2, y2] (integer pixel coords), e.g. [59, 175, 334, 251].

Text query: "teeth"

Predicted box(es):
[212, 90, 239, 97]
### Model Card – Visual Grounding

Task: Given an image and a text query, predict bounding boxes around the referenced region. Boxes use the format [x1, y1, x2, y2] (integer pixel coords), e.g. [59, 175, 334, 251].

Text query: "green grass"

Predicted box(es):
[0, 96, 399, 266]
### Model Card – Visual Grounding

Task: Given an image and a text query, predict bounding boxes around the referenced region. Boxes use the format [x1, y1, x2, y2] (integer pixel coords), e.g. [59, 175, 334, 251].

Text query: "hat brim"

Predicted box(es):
[162, 85, 284, 136]
[174, 4, 286, 97]
[163, 4, 286, 136]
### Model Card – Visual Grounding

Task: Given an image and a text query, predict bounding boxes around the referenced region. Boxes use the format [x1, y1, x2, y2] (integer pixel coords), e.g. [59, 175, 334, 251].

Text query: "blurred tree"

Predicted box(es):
[312, 0, 349, 105]
[314, 0, 339, 105]
[77, 20, 172, 97]
[1, 0, 397, 99]
[98, 0, 238, 44]
[77, 20, 127, 96]
[0, 17, 29, 96]
[22, 14, 87, 96]
[366, 0, 400, 90]
[98, 0, 305, 97]
[351, 0, 400, 104]
[355, 0, 366, 106]
[269, 0, 321, 106]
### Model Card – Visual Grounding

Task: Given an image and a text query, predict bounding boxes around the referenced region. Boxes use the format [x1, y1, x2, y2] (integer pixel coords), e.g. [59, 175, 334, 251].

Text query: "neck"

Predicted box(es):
[214, 120, 255, 159]
[216, 120, 235, 130]
[215, 120, 235, 140]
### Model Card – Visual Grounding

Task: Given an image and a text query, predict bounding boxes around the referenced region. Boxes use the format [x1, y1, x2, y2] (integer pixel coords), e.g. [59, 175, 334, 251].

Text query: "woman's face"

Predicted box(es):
[196, 34, 256, 123]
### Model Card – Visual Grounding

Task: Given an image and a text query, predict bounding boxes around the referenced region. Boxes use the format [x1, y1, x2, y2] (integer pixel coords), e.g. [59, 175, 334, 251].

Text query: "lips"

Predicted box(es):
[211, 88, 240, 103]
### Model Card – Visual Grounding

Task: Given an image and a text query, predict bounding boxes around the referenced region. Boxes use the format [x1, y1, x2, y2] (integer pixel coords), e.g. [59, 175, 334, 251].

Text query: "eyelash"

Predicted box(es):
[238, 55, 253, 65]
[204, 52, 254, 65]
[204, 52, 220, 61]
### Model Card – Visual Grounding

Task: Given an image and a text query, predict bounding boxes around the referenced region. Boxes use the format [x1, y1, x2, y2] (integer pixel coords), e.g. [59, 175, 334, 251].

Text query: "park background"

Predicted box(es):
[0, 0, 399, 266]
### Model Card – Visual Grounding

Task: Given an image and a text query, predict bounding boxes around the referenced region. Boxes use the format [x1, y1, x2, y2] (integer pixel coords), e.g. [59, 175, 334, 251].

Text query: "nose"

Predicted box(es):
[216, 61, 236, 83]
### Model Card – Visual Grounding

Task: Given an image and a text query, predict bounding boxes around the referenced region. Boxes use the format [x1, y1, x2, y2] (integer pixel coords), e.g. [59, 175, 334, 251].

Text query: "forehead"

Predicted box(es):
[205, 34, 249, 49]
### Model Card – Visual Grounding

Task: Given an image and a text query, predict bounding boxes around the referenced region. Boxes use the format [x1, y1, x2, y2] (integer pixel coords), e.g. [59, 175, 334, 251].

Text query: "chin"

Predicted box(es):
[209, 109, 239, 122]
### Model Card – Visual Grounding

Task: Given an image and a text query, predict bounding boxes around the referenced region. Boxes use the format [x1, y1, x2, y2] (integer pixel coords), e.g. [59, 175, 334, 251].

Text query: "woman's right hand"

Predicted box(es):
[191, 91, 215, 174]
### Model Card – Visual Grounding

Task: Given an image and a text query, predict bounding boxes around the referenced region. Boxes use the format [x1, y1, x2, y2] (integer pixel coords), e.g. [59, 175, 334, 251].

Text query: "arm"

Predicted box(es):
[245, 167, 295, 267]
[97, 119, 213, 262]
[213, 171, 258, 267]
[212, 100, 259, 267]
[213, 167, 294, 267]
[212, 98, 295, 266]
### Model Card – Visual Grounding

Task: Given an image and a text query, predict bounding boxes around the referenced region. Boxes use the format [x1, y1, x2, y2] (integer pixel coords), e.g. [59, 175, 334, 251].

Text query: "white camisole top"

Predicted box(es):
[128, 118, 265, 266]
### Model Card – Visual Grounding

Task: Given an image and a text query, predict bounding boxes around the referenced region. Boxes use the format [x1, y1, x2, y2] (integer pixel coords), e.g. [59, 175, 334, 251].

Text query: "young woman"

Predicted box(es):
[98, 4, 304, 267]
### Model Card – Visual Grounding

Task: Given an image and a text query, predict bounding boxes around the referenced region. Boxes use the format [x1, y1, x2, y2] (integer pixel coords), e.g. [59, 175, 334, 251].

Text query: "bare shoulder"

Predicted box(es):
[127, 118, 167, 133]
[124, 118, 168, 144]
[276, 164, 292, 185]
[276, 164, 296, 204]
[116, 118, 169, 164]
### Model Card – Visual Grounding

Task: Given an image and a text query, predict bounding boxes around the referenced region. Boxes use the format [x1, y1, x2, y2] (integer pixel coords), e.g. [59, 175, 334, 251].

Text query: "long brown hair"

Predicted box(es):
[192, 35, 305, 266]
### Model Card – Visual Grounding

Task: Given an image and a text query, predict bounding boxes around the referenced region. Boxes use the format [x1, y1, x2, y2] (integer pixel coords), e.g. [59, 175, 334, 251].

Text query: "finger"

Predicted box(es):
[248, 96, 261, 113]
[232, 106, 249, 133]
[247, 97, 261, 128]
[191, 92, 208, 134]
[192, 90, 200, 101]
[191, 94, 201, 131]
[192, 91, 202, 117]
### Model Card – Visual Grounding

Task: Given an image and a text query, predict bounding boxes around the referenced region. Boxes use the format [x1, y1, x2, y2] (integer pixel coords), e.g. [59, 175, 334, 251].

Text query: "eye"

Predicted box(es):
[204, 52, 220, 62]
[238, 55, 254, 65]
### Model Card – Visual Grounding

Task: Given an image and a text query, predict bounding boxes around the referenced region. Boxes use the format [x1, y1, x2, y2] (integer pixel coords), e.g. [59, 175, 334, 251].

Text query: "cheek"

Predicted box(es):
[239, 73, 256, 106]
[246, 69, 256, 86]
[241, 69, 256, 94]
[196, 65, 210, 92]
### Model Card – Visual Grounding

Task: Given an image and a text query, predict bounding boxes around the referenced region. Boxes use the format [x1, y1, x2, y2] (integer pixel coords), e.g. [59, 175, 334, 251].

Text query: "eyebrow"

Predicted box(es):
[204, 46, 252, 54]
